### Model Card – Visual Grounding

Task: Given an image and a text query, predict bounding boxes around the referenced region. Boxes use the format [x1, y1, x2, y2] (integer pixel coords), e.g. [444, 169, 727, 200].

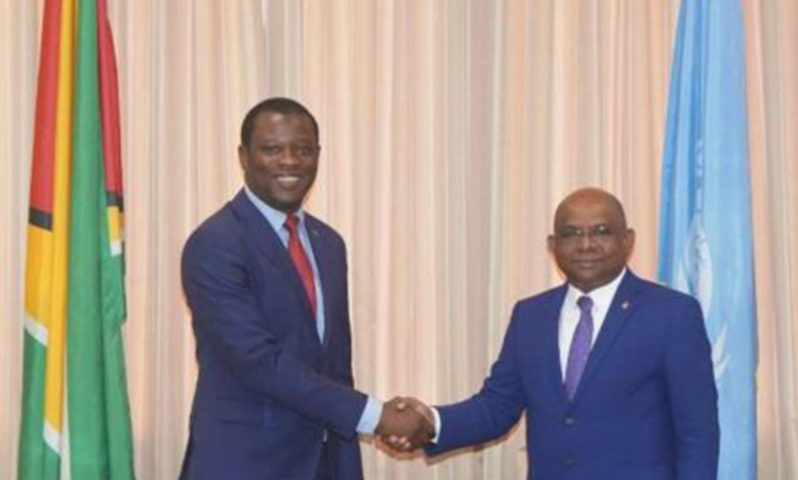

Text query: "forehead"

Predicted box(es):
[554, 196, 624, 228]
[252, 111, 315, 138]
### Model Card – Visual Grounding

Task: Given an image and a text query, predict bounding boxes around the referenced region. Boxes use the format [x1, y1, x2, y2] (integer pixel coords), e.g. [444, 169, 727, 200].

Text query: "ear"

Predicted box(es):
[237, 144, 248, 170]
[547, 235, 556, 255]
[624, 228, 636, 255]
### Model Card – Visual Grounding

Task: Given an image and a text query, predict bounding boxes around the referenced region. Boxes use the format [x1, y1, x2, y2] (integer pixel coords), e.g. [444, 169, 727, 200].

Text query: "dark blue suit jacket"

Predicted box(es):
[180, 190, 366, 480]
[427, 271, 719, 480]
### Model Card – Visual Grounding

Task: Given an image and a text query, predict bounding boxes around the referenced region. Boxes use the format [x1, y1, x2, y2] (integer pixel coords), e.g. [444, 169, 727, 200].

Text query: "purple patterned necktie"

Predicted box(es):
[564, 295, 594, 400]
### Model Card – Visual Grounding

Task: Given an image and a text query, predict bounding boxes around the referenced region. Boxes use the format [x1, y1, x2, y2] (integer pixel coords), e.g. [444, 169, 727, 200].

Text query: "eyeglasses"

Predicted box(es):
[550, 224, 622, 245]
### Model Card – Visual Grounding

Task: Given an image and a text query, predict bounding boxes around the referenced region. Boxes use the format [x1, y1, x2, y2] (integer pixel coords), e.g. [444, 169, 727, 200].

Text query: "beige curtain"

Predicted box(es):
[1, 1, 795, 478]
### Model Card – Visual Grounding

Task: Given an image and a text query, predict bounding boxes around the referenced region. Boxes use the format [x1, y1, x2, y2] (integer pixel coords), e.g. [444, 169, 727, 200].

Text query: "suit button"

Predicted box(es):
[564, 416, 575, 427]
[565, 458, 578, 468]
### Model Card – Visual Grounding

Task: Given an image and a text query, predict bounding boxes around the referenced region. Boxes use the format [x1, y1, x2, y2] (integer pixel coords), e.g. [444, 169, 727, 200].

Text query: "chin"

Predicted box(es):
[570, 278, 600, 291]
[274, 202, 301, 213]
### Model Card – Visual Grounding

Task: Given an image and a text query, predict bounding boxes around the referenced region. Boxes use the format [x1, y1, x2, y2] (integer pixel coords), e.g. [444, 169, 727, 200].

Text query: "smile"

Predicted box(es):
[275, 175, 301, 187]
[574, 260, 601, 267]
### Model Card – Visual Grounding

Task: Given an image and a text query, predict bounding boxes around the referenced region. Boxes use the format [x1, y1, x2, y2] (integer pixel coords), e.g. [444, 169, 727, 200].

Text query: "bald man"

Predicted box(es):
[393, 188, 719, 480]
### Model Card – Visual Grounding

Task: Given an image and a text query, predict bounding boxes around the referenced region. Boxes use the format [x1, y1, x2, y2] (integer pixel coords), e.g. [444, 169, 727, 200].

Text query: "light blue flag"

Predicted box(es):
[658, 0, 757, 479]
[658, 0, 757, 480]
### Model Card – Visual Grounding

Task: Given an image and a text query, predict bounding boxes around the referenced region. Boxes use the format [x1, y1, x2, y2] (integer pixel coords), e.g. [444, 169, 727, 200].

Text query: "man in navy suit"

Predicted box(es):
[392, 188, 719, 479]
[179, 98, 431, 479]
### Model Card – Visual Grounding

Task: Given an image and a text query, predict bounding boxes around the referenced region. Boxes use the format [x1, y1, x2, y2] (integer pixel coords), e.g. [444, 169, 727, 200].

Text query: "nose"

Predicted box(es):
[277, 149, 300, 167]
[576, 231, 598, 250]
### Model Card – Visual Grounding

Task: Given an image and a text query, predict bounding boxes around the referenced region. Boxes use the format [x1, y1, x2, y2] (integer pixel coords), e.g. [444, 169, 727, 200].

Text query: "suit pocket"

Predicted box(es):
[207, 398, 283, 428]
[613, 464, 673, 480]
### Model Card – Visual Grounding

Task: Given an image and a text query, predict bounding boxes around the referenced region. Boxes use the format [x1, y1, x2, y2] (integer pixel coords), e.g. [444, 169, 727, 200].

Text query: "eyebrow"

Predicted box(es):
[557, 221, 610, 229]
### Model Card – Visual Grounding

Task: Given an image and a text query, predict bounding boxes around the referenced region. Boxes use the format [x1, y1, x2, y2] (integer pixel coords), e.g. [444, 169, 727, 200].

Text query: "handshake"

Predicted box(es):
[374, 397, 435, 454]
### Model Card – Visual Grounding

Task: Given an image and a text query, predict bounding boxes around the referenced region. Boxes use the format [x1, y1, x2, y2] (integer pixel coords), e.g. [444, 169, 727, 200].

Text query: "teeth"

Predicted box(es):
[276, 176, 300, 187]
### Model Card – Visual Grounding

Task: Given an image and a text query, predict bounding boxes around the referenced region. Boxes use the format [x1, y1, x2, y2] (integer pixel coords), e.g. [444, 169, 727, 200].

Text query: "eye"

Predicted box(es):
[593, 224, 613, 236]
[295, 146, 315, 156]
[293, 144, 318, 157]
[557, 228, 580, 240]
[261, 145, 282, 155]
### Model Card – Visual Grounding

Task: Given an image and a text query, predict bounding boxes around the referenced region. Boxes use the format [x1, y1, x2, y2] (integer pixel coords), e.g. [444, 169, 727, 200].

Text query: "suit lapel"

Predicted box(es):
[231, 191, 320, 344]
[544, 285, 570, 406]
[305, 215, 333, 349]
[570, 271, 642, 406]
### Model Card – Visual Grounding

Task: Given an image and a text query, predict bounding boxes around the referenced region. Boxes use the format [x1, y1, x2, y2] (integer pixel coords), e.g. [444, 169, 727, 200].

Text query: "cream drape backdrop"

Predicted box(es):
[1, 1, 796, 479]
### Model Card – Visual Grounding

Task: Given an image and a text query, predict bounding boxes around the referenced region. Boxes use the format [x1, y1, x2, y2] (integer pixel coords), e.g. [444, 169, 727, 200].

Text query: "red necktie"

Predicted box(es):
[285, 215, 317, 315]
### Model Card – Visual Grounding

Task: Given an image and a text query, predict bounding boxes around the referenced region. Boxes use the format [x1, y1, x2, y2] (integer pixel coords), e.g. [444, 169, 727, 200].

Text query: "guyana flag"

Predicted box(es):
[18, 0, 135, 478]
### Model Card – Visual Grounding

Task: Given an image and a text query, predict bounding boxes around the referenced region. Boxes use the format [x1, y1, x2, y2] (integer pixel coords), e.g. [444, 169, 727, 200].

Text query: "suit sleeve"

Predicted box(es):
[426, 303, 527, 456]
[182, 228, 368, 439]
[330, 243, 365, 476]
[665, 296, 720, 479]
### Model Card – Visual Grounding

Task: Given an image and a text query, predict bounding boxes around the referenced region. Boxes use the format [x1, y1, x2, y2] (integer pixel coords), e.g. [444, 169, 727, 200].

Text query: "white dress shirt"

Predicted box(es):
[243, 186, 382, 435]
[430, 268, 629, 442]
[558, 268, 627, 378]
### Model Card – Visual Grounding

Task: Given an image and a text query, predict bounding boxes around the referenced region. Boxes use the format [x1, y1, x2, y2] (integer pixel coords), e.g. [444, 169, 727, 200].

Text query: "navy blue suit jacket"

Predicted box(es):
[180, 190, 366, 480]
[427, 271, 719, 480]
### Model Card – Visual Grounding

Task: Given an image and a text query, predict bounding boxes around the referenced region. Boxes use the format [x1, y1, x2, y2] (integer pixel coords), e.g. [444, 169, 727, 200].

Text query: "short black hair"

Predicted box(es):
[239, 97, 320, 149]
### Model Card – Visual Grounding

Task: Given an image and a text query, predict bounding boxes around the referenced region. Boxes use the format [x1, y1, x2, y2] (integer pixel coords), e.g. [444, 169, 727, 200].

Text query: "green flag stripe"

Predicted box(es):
[18, 336, 48, 480]
[67, 0, 134, 478]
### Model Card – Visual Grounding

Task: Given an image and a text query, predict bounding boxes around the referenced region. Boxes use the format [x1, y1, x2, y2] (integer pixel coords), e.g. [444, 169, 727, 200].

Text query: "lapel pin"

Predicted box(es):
[621, 301, 630, 310]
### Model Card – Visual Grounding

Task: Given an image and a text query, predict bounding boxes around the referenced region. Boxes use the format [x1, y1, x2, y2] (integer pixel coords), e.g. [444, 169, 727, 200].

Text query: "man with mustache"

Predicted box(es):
[391, 188, 719, 480]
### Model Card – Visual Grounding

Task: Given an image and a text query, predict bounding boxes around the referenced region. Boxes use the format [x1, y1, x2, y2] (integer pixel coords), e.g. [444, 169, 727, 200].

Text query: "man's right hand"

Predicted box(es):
[375, 396, 435, 452]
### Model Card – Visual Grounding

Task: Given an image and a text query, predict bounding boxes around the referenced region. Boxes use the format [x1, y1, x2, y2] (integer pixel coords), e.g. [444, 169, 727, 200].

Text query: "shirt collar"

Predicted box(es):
[564, 267, 627, 311]
[243, 185, 306, 233]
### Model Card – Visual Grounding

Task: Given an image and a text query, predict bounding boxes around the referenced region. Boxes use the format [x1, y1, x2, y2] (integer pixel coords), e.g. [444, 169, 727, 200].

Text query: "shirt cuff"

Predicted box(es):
[430, 407, 441, 443]
[356, 396, 383, 435]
